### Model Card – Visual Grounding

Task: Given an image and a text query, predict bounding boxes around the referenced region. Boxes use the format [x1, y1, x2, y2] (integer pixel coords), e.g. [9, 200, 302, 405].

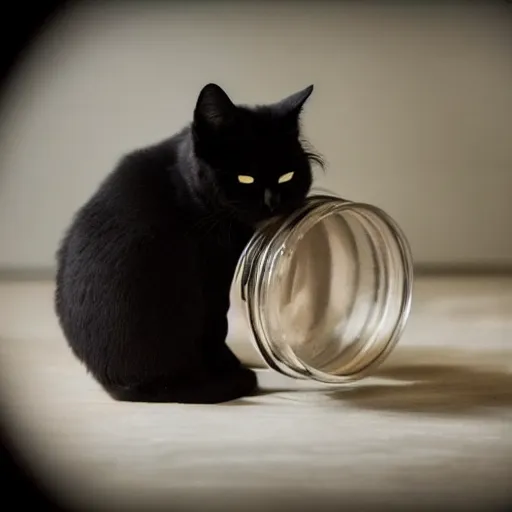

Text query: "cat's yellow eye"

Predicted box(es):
[238, 175, 255, 184]
[278, 172, 294, 184]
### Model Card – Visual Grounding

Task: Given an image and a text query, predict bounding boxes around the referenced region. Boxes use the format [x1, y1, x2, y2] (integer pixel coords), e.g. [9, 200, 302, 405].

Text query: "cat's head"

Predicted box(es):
[191, 83, 323, 226]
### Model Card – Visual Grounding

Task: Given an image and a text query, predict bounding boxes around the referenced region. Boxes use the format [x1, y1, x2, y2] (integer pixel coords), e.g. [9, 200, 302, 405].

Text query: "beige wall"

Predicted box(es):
[0, 1, 511, 269]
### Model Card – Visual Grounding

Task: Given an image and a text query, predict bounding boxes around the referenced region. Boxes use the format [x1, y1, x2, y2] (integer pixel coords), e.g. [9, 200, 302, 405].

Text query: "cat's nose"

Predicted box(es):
[264, 189, 280, 212]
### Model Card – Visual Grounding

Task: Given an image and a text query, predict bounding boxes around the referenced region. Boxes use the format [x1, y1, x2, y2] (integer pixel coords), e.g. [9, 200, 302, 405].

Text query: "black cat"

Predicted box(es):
[54, 83, 322, 404]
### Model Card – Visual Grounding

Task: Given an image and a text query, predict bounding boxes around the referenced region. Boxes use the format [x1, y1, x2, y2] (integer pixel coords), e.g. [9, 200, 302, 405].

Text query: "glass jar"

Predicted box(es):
[229, 193, 414, 384]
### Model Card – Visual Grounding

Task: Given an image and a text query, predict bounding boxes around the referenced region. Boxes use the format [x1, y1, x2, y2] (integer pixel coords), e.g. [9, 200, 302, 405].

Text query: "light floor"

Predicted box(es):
[0, 276, 511, 511]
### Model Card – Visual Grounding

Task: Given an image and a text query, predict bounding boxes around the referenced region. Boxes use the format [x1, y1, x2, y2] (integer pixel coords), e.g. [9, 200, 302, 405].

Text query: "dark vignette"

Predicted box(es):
[1, 1, 511, 512]
[1, 3, 72, 510]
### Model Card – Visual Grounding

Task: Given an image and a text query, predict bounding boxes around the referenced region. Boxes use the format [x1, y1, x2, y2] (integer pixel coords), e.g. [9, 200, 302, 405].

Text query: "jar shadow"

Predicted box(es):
[325, 346, 512, 415]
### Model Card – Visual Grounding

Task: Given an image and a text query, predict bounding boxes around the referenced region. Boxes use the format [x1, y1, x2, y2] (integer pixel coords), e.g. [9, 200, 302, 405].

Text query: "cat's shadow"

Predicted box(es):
[241, 346, 512, 415]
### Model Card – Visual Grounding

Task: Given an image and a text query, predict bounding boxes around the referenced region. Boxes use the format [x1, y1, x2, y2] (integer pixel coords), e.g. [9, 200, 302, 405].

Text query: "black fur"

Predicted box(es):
[54, 83, 322, 404]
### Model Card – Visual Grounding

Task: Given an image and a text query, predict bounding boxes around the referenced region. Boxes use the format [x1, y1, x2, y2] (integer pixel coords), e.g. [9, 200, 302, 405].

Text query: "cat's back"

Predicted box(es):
[54, 132, 209, 375]
[57, 133, 195, 281]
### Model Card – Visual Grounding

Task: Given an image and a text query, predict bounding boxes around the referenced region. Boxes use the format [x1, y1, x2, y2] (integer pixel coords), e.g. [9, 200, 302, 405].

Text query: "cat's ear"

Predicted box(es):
[274, 85, 314, 118]
[194, 83, 237, 131]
